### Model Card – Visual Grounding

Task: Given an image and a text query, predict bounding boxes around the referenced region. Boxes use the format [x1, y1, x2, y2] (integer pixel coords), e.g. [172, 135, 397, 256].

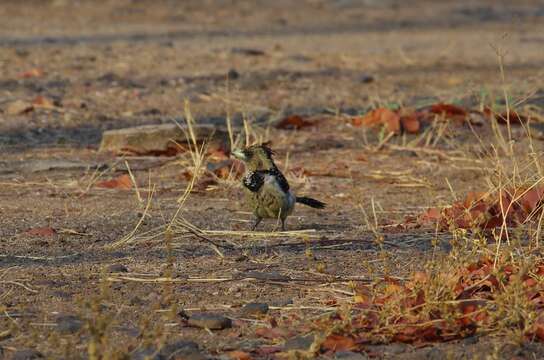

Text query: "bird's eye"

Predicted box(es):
[243, 149, 252, 158]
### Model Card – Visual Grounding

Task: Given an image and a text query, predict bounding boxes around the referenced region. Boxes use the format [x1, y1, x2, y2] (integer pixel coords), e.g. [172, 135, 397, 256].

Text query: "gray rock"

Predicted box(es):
[11, 349, 44, 360]
[132, 341, 204, 360]
[187, 313, 232, 330]
[161, 341, 205, 360]
[335, 351, 369, 360]
[99, 123, 228, 155]
[241, 302, 269, 316]
[107, 264, 128, 273]
[17, 159, 103, 173]
[131, 347, 156, 360]
[55, 314, 83, 334]
[425, 347, 446, 360]
[284, 334, 315, 351]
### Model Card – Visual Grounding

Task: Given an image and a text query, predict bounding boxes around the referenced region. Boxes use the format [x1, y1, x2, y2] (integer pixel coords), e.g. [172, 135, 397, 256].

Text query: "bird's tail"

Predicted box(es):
[296, 196, 326, 209]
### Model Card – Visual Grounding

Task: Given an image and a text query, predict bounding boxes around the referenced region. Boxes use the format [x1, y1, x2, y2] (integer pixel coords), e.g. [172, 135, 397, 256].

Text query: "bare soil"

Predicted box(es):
[1, 1, 544, 359]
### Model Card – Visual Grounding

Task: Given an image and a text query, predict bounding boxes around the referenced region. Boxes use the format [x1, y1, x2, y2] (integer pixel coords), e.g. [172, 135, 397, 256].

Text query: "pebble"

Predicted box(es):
[187, 313, 232, 330]
[107, 264, 129, 273]
[11, 349, 44, 360]
[240, 302, 269, 316]
[55, 314, 83, 334]
[283, 334, 315, 351]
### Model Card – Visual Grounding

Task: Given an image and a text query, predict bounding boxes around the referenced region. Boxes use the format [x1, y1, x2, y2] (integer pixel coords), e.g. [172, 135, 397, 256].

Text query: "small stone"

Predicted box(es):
[335, 351, 369, 360]
[359, 73, 374, 83]
[227, 69, 240, 80]
[55, 314, 83, 334]
[231, 47, 265, 56]
[241, 302, 269, 316]
[187, 313, 232, 330]
[107, 264, 128, 273]
[11, 349, 44, 360]
[283, 334, 315, 351]
[425, 347, 446, 360]
[130, 348, 156, 360]
[6, 100, 33, 115]
[161, 341, 204, 360]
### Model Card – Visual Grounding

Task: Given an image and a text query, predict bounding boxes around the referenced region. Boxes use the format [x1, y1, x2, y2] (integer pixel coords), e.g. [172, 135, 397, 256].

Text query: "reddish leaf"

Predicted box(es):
[25, 227, 56, 237]
[255, 327, 290, 340]
[429, 103, 467, 117]
[321, 334, 357, 352]
[227, 351, 252, 360]
[32, 96, 57, 110]
[95, 174, 132, 190]
[400, 114, 420, 134]
[275, 115, 315, 130]
[18, 68, 44, 79]
[356, 108, 401, 133]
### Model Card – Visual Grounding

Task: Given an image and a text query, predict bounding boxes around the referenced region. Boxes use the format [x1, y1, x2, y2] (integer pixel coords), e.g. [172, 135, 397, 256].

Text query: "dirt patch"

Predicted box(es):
[1, 1, 544, 359]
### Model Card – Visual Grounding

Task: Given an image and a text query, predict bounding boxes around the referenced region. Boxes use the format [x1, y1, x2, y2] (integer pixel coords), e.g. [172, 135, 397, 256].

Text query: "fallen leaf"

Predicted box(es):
[227, 350, 252, 360]
[18, 68, 44, 79]
[275, 115, 315, 130]
[255, 327, 290, 340]
[95, 174, 132, 190]
[400, 113, 421, 134]
[321, 334, 357, 352]
[32, 96, 57, 110]
[6, 100, 33, 115]
[357, 108, 401, 133]
[429, 103, 467, 117]
[25, 227, 56, 237]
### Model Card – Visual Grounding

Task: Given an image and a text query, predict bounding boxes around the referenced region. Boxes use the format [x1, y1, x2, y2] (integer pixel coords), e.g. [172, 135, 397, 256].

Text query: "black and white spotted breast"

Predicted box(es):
[243, 171, 265, 192]
[242, 168, 290, 193]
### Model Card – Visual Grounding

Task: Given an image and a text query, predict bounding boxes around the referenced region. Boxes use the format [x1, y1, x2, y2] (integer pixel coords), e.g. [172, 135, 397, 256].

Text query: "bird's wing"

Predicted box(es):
[267, 168, 290, 192]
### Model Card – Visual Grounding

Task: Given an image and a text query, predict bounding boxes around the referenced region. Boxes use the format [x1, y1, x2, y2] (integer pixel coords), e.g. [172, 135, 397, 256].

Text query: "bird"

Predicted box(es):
[231, 143, 325, 231]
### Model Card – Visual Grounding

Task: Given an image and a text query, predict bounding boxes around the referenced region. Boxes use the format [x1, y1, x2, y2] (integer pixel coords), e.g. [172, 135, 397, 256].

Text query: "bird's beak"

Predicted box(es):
[231, 149, 247, 161]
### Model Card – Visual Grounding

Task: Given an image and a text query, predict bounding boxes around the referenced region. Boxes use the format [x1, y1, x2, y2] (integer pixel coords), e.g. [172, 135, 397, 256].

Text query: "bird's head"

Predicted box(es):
[231, 143, 276, 171]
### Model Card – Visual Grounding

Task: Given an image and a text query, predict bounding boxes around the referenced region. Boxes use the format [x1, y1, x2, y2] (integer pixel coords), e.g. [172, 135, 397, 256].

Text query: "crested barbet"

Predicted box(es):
[232, 143, 325, 231]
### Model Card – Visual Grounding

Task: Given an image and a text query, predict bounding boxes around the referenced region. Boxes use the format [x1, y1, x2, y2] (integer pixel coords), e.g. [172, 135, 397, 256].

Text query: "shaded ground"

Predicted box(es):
[1, 0, 544, 359]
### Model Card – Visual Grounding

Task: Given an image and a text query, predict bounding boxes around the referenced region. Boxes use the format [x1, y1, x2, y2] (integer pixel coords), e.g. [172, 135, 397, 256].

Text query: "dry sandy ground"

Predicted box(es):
[1, 1, 544, 359]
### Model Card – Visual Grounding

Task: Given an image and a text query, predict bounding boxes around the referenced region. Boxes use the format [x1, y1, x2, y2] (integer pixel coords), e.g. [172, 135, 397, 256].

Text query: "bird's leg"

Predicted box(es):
[281, 218, 286, 232]
[251, 217, 262, 231]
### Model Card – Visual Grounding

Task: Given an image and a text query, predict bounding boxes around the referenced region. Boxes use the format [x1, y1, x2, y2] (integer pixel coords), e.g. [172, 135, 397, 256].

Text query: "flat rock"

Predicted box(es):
[187, 313, 232, 330]
[334, 351, 369, 360]
[131, 341, 205, 360]
[240, 302, 269, 316]
[55, 314, 83, 334]
[14, 159, 104, 173]
[107, 263, 128, 273]
[11, 349, 44, 360]
[161, 340, 205, 360]
[99, 123, 228, 155]
[283, 334, 315, 351]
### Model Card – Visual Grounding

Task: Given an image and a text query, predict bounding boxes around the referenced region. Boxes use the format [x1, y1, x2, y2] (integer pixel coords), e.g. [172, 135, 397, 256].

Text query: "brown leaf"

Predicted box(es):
[321, 334, 357, 352]
[358, 108, 401, 133]
[400, 114, 421, 134]
[429, 103, 467, 117]
[6, 100, 34, 115]
[95, 174, 132, 190]
[255, 327, 290, 340]
[32, 96, 57, 110]
[275, 115, 315, 130]
[227, 351, 252, 360]
[18, 68, 44, 79]
[25, 227, 56, 237]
